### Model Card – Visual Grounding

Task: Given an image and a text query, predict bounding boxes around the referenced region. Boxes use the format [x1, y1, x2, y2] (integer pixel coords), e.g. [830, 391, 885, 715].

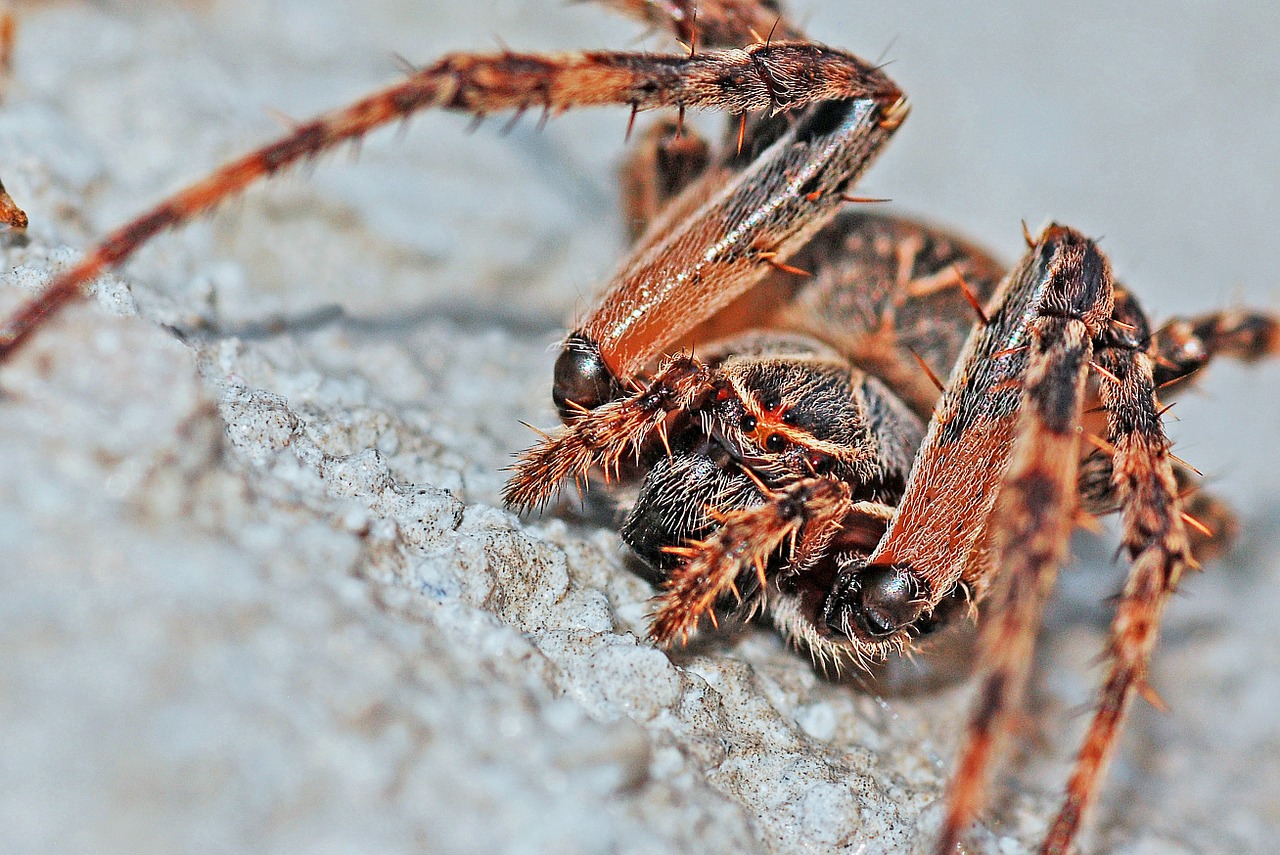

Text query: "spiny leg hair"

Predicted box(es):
[934, 226, 1112, 854]
[503, 353, 711, 512]
[0, 35, 896, 361]
[1041, 308, 1195, 854]
[649, 476, 853, 645]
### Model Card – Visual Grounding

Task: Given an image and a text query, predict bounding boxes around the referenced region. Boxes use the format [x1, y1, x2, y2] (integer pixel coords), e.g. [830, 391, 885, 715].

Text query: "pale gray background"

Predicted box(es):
[2, 1, 1278, 853]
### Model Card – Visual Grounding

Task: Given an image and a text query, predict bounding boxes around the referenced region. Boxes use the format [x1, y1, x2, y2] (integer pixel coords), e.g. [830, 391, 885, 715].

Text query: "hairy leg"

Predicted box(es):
[1152, 308, 1280, 393]
[1080, 452, 1238, 561]
[569, 74, 904, 387]
[932, 228, 1112, 853]
[620, 117, 712, 241]
[839, 227, 1095, 616]
[591, 0, 803, 47]
[928, 251, 1271, 851]
[1041, 324, 1195, 853]
[1081, 288, 1277, 561]
[649, 476, 854, 644]
[503, 353, 711, 511]
[0, 40, 900, 363]
[608, 0, 814, 242]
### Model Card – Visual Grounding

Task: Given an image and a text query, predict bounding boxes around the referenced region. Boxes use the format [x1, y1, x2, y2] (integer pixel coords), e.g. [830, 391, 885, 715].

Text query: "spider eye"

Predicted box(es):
[739, 414, 758, 432]
[765, 432, 787, 452]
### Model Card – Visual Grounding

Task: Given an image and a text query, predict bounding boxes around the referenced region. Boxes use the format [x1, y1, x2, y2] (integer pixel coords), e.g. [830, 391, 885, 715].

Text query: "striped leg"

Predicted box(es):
[1041, 324, 1194, 853]
[0, 41, 901, 363]
[933, 228, 1111, 854]
[590, 0, 806, 47]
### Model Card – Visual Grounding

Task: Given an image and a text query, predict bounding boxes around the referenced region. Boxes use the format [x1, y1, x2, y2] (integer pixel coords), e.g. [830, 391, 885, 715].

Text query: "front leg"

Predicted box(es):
[811, 224, 1194, 855]
[0, 41, 901, 364]
[930, 228, 1112, 854]
[593, 0, 805, 47]
[1041, 310, 1195, 853]
[824, 225, 1115, 645]
[554, 89, 907, 417]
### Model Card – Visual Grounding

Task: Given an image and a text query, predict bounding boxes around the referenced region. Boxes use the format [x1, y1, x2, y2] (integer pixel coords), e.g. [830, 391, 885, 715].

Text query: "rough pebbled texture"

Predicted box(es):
[2, 2, 1279, 854]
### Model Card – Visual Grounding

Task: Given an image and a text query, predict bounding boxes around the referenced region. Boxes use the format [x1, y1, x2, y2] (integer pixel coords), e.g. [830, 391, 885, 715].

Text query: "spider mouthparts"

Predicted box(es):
[822, 561, 925, 642]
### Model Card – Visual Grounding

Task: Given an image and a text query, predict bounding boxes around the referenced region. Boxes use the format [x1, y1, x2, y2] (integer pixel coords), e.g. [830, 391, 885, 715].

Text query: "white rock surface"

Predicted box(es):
[2, 2, 1279, 853]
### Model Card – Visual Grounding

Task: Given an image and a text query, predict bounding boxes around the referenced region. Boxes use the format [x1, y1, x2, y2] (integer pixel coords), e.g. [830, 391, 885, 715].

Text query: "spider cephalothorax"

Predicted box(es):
[1, 2, 1277, 853]
[608, 338, 930, 652]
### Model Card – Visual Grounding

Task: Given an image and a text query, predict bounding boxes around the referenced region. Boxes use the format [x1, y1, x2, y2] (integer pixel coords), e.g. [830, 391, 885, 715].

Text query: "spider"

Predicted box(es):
[1, 1, 1277, 853]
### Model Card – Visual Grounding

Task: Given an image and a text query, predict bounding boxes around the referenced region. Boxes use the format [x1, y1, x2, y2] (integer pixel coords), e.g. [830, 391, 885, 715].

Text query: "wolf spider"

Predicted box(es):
[2, 0, 1278, 852]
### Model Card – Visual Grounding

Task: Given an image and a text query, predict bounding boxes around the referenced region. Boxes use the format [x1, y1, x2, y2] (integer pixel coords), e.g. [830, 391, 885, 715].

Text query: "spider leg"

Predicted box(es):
[565, 86, 905, 399]
[620, 116, 712, 241]
[1080, 452, 1238, 561]
[649, 478, 882, 646]
[590, 0, 805, 47]
[834, 225, 1111, 625]
[503, 353, 712, 511]
[0, 41, 901, 364]
[604, 0, 812, 228]
[616, 108, 790, 257]
[1151, 307, 1280, 393]
[1040, 321, 1195, 853]
[1120, 293, 1277, 564]
[613, 1, 828, 251]
[931, 231, 1111, 854]
[1078, 288, 1276, 563]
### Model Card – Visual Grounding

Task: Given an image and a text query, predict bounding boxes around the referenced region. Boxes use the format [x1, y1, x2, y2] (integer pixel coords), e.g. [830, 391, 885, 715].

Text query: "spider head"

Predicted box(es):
[703, 348, 922, 493]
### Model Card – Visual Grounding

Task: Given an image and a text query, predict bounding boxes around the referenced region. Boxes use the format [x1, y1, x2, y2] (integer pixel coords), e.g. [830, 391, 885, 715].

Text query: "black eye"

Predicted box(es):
[765, 433, 787, 452]
[739, 414, 758, 432]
